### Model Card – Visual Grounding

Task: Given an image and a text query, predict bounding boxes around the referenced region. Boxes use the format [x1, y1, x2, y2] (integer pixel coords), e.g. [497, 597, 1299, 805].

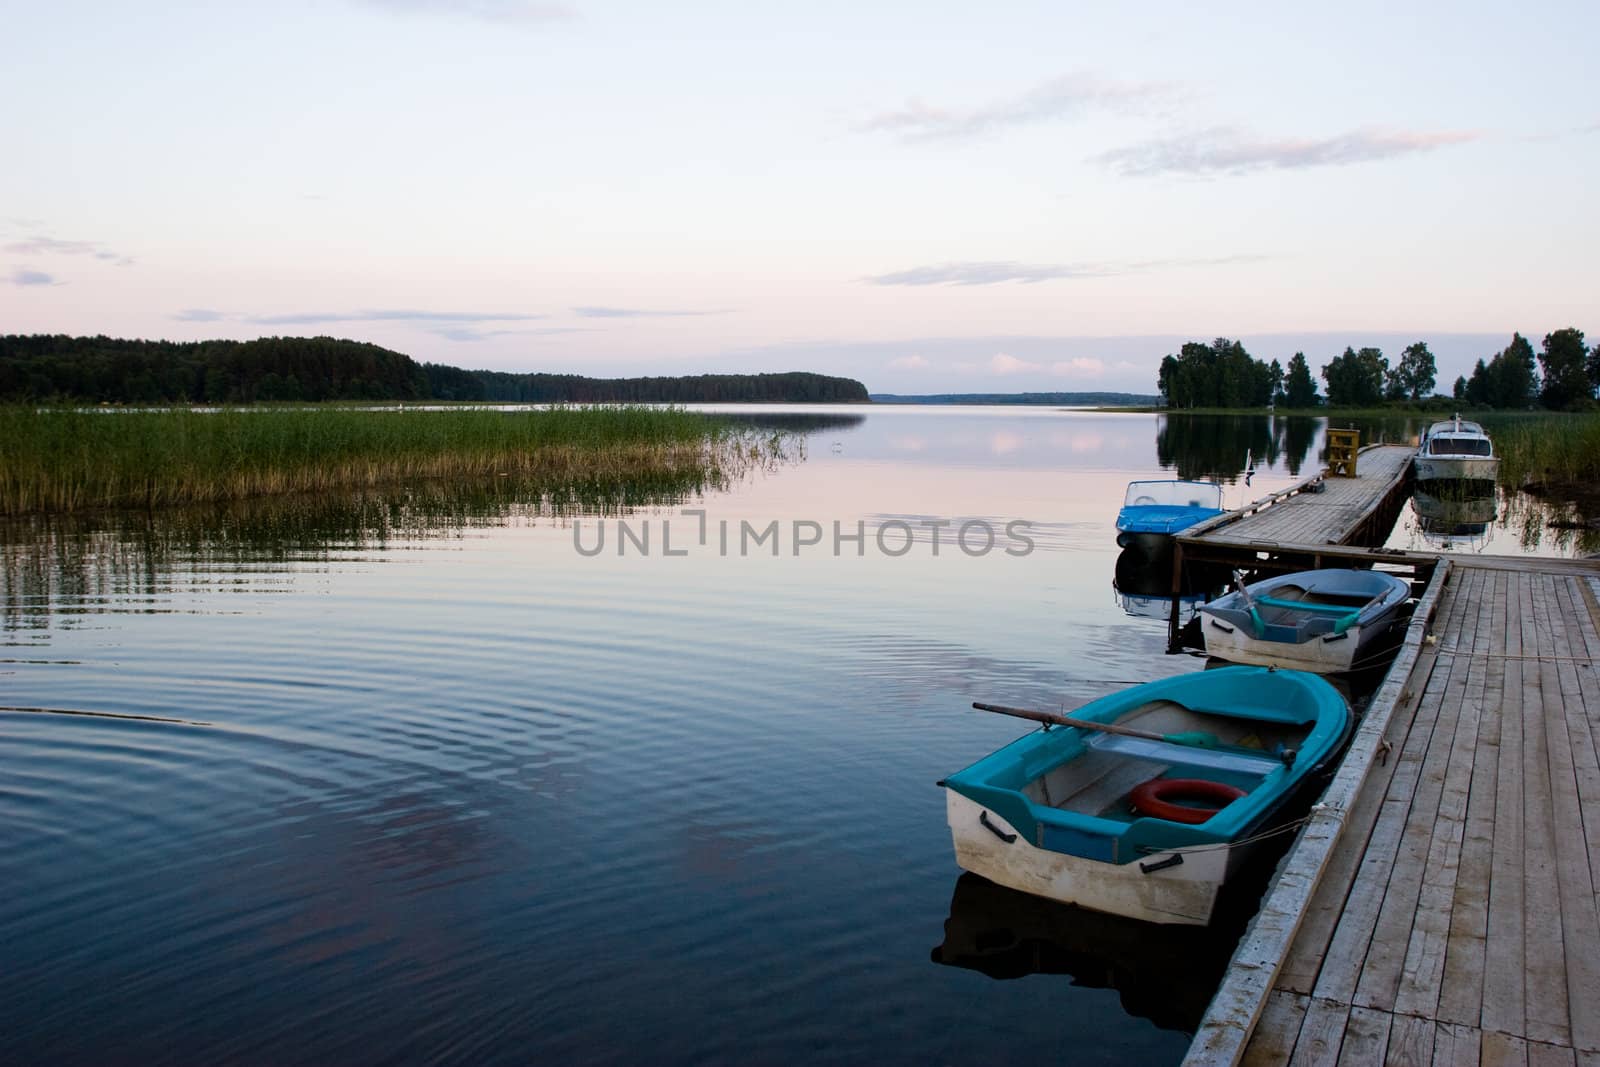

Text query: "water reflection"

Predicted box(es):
[1388, 482, 1599, 558]
[718, 411, 866, 436]
[931, 874, 1243, 1034]
[5, 403, 1595, 1065]
[1501, 491, 1600, 557]
[1156, 414, 1321, 483]
[1112, 544, 1228, 624]
[1, 471, 738, 633]
[1411, 485, 1498, 552]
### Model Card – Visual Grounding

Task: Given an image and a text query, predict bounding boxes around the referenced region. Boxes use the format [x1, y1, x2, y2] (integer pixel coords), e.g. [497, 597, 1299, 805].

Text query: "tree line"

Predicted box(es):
[0, 335, 870, 404]
[1157, 329, 1593, 410]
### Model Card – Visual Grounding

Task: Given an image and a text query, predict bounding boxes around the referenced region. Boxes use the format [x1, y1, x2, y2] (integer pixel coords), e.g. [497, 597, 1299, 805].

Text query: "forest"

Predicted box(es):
[0, 334, 870, 405]
[1157, 330, 1593, 411]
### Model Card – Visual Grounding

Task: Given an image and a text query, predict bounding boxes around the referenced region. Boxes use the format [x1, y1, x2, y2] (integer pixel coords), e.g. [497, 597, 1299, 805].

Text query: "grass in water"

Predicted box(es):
[0, 406, 778, 515]
[1485, 413, 1600, 488]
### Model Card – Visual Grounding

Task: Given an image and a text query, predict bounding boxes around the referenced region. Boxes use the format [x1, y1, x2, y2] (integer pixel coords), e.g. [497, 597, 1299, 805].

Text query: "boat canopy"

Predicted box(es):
[1121, 480, 1223, 509]
[1425, 417, 1487, 438]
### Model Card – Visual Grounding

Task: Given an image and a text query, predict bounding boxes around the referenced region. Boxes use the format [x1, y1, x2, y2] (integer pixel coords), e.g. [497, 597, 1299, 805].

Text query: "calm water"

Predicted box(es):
[0, 408, 1581, 1065]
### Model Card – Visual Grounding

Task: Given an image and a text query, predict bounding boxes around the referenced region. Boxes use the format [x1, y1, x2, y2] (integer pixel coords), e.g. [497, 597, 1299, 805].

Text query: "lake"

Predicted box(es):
[0, 407, 1584, 1065]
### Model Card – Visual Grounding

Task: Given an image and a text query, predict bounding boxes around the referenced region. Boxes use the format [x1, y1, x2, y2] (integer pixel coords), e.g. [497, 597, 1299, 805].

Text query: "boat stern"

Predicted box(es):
[944, 789, 1228, 926]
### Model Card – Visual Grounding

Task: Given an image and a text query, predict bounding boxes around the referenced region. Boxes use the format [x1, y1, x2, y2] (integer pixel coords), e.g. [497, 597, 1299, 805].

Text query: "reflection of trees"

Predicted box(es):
[717, 412, 865, 436]
[1316, 415, 1420, 463]
[0, 468, 755, 632]
[1501, 491, 1600, 555]
[1156, 414, 1289, 482]
[1281, 417, 1318, 477]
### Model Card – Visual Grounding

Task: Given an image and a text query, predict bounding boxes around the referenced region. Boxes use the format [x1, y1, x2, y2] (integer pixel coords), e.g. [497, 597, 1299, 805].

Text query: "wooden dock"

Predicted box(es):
[1186, 559, 1600, 1066]
[1176, 444, 1424, 579]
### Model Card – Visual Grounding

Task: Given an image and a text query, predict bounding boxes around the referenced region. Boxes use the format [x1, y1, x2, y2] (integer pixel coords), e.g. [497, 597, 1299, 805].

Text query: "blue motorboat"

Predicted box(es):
[1115, 480, 1224, 547]
[943, 667, 1351, 925]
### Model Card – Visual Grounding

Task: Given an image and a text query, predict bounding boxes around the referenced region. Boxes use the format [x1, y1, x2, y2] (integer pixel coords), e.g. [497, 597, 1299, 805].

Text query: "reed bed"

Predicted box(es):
[1485, 413, 1600, 487]
[0, 406, 767, 515]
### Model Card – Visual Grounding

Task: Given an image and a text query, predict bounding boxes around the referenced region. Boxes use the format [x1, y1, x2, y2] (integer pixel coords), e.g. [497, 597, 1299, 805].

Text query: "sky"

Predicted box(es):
[2, 0, 1595, 394]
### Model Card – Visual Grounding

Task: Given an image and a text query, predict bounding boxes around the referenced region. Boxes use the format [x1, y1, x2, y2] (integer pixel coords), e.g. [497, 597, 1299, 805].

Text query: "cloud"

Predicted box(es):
[1051, 357, 1105, 376]
[571, 306, 722, 319]
[1043, 356, 1107, 377]
[1095, 125, 1480, 177]
[433, 326, 589, 342]
[247, 309, 546, 326]
[888, 355, 929, 370]
[866, 255, 1263, 287]
[7, 267, 59, 287]
[4, 235, 133, 266]
[989, 353, 1037, 375]
[188, 308, 556, 341]
[356, 0, 576, 23]
[856, 72, 1175, 141]
[961, 353, 1106, 378]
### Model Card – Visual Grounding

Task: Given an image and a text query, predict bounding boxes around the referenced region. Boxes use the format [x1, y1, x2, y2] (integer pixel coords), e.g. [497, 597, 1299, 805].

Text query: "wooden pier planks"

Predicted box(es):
[1190, 445, 1415, 550]
[1187, 560, 1600, 1066]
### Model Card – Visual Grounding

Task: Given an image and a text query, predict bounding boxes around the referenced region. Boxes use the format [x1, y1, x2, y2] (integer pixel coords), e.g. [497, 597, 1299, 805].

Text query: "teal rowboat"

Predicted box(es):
[942, 667, 1351, 925]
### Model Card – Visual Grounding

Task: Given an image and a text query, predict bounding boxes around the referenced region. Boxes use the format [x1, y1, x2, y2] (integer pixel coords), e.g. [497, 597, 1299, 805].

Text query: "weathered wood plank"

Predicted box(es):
[1527, 1041, 1579, 1067]
[1241, 992, 1310, 1067]
[1524, 578, 1572, 1048]
[1437, 573, 1505, 1026]
[1385, 1015, 1437, 1067]
[1436, 1022, 1483, 1067]
[1351, 569, 1478, 1011]
[1551, 580, 1600, 1010]
[1311, 571, 1464, 1008]
[1288, 998, 1351, 1067]
[1478, 1036, 1529, 1067]
[1481, 1030, 1531, 1067]
[1336, 1006, 1393, 1067]
[1482, 576, 1529, 1037]
[1393, 568, 1489, 1019]
[1275, 646, 1437, 994]
[1541, 582, 1600, 1055]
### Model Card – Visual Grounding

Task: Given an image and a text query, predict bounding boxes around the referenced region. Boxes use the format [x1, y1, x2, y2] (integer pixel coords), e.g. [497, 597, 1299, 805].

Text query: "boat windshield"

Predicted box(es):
[1122, 481, 1223, 509]
[1428, 437, 1493, 456]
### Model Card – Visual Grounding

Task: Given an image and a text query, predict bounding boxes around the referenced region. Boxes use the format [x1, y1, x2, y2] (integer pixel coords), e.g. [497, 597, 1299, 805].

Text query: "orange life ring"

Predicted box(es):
[1129, 777, 1246, 824]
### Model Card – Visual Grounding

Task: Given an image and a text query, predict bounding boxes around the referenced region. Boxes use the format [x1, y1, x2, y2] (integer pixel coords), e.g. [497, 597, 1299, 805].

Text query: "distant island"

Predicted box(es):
[870, 391, 1160, 406]
[0, 334, 870, 405]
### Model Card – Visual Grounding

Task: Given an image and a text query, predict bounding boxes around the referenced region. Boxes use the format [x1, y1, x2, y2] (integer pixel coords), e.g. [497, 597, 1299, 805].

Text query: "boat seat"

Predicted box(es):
[1029, 751, 1168, 815]
[1079, 760, 1173, 819]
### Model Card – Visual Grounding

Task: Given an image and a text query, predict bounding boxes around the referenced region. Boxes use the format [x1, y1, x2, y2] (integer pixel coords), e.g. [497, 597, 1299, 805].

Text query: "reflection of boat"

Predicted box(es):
[1113, 544, 1203, 621]
[1114, 480, 1223, 547]
[931, 873, 1238, 1033]
[1199, 569, 1411, 674]
[943, 667, 1351, 925]
[1412, 487, 1497, 550]
[1413, 415, 1499, 485]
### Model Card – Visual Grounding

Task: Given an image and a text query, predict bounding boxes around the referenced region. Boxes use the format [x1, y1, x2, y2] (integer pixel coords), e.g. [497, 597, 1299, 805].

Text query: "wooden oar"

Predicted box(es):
[971, 702, 1220, 749]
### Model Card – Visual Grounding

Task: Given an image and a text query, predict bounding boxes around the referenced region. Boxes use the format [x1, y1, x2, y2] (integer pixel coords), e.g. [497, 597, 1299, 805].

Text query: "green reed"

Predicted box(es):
[1482, 413, 1600, 487]
[0, 405, 764, 515]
